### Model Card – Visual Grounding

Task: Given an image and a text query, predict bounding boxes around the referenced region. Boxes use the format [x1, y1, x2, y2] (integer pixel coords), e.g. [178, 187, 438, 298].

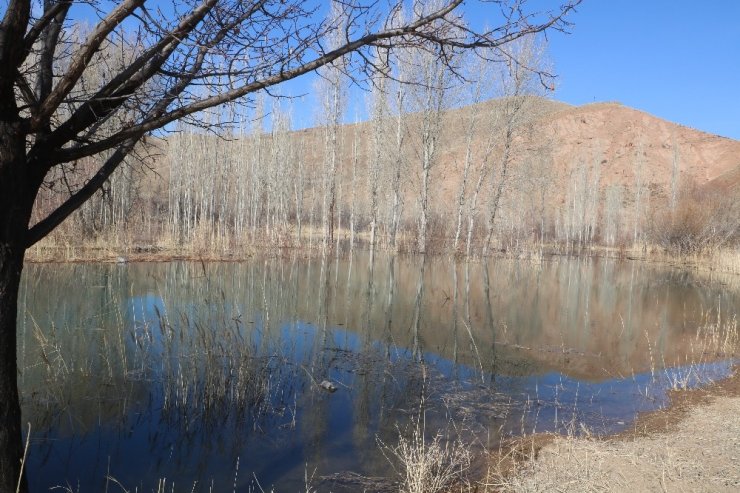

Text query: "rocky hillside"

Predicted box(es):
[542, 102, 740, 189]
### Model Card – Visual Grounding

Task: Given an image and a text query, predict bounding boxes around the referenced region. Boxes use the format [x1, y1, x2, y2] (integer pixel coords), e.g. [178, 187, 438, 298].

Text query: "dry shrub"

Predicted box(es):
[649, 181, 739, 254]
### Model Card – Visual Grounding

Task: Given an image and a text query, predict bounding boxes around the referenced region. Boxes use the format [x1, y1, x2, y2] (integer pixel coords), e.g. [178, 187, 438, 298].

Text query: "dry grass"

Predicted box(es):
[711, 248, 740, 275]
[379, 420, 473, 493]
[482, 313, 740, 493]
[626, 245, 740, 276]
[24, 220, 740, 278]
[488, 373, 740, 492]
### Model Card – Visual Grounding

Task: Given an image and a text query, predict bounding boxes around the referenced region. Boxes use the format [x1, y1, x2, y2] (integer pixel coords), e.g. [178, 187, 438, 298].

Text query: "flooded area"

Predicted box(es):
[18, 254, 738, 491]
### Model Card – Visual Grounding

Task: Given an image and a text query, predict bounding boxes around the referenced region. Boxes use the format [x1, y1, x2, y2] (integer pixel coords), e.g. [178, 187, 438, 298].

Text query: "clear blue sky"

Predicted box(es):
[286, 1, 740, 140]
[545, 0, 740, 140]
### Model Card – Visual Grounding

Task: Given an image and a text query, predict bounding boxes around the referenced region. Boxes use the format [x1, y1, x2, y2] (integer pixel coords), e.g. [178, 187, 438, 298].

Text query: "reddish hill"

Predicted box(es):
[389, 98, 740, 244]
[702, 164, 740, 195]
[540, 102, 740, 190]
[433, 99, 740, 196]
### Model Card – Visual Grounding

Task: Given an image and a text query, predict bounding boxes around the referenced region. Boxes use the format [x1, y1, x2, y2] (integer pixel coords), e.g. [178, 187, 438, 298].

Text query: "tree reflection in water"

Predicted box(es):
[16, 254, 738, 491]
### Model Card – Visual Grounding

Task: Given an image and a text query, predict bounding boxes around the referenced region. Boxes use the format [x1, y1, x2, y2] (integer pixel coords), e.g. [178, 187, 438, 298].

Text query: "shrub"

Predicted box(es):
[648, 181, 739, 254]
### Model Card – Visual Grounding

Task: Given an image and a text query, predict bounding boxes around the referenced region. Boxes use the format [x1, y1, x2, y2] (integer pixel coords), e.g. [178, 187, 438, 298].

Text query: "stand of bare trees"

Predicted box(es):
[28, 35, 738, 261]
[28, 65, 740, 265]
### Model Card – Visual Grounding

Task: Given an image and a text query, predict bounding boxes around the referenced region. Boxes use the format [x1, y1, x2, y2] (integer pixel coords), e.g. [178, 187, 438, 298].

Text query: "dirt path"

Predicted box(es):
[501, 371, 740, 492]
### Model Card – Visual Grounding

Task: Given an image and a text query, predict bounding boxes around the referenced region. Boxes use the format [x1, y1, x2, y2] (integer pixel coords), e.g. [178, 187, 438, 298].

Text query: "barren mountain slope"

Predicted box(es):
[417, 99, 740, 225]
[539, 102, 740, 190]
[702, 163, 740, 195]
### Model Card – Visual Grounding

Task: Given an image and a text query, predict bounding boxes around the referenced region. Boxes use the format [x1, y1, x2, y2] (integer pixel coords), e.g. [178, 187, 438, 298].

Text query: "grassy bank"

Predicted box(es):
[485, 367, 740, 492]
[475, 312, 739, 492]
[25, 234, 740, 279]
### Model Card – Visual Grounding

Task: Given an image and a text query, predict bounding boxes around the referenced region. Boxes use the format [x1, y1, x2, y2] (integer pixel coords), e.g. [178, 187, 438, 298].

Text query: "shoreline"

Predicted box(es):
[23, 243, 740, 272]
[490, 366, 740, 491]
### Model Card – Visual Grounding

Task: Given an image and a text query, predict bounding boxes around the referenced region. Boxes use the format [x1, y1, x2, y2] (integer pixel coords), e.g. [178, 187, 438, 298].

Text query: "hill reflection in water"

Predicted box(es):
[18, 254, 738, 491]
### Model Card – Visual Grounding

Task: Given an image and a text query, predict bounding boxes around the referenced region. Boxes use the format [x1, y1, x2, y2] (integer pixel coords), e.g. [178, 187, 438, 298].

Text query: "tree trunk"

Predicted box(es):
[0, 120, 34, 493]
[419, 158, 430, 253]
[0, 244, 25, 493]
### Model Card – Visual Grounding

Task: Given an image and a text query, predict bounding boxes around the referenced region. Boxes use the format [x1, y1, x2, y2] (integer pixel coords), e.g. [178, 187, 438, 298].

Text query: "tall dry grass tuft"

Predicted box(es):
[660, 310, 738, 391]
[380, 421, 472, 493]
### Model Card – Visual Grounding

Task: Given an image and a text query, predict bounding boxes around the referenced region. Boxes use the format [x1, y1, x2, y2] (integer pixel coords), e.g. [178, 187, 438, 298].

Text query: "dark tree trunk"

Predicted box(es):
[0, 119, 34, 493]
[0, 243, 25, 493]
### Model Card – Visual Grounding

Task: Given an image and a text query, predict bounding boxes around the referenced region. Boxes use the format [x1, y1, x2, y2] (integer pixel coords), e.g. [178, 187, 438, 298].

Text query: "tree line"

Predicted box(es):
[30, 35, 739, 258]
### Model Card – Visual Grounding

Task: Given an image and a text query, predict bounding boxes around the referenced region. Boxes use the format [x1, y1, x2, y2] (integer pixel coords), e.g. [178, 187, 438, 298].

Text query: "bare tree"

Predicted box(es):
[586, 149, 603, 246]
[389, 60, 408, 250]
[453, 53, 487, 253]
[317, 1, 349, 252]
[348, 121, 359, 250]
[0, 0, 578, 488]
[407, 32, 455, 252]
[294, 133, 306, 243]
[604, 184, 623, 247]
[670, 133, 681, 212]
[367, 55, 390, 249]
[633, 142, 646, 246]
[481, 37, 546, 255]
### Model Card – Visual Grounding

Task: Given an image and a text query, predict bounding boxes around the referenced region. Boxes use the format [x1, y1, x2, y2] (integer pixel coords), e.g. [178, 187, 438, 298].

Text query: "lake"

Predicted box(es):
[17, 254, 738, 491]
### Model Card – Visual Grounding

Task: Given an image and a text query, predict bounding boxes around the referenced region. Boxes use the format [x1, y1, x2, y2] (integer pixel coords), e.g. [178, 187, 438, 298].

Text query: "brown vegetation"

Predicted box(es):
[488, 367, 740, 492]
[648, 179, 740, 254]
[27, 98, 740, 268]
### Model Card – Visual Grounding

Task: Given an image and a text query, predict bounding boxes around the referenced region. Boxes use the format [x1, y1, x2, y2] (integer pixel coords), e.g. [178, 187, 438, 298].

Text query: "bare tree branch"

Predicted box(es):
[51, 0, 580, 164]
[26, 138, 140, 247]
[30, 0, 145, 130]
[22, 0, 71, 63]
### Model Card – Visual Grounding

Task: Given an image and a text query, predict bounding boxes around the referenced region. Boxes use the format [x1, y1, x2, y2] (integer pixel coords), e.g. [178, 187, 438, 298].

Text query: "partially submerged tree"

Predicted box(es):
[0, 0, 579, 489]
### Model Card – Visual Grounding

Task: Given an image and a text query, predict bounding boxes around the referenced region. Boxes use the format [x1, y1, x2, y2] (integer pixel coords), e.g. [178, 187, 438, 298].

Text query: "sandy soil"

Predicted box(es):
[499, 370, 740, 492]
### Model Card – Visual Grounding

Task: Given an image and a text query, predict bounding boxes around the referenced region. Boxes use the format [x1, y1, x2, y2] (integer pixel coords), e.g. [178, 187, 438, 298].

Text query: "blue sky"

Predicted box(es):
[546, 0, 740, 140]
[285, 1, 740, 140]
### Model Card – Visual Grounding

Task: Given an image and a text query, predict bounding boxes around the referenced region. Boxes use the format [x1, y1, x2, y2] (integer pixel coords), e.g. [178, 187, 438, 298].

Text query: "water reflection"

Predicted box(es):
[17, 254, 738, 491]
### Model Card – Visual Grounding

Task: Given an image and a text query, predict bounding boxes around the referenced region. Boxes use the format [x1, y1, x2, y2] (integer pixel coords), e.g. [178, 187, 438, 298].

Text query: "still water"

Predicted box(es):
[18, 254, 738, 491]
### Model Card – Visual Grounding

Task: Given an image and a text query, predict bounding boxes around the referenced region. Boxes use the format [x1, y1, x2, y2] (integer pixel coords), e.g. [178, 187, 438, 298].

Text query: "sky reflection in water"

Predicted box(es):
[17, 254, 738, 491]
